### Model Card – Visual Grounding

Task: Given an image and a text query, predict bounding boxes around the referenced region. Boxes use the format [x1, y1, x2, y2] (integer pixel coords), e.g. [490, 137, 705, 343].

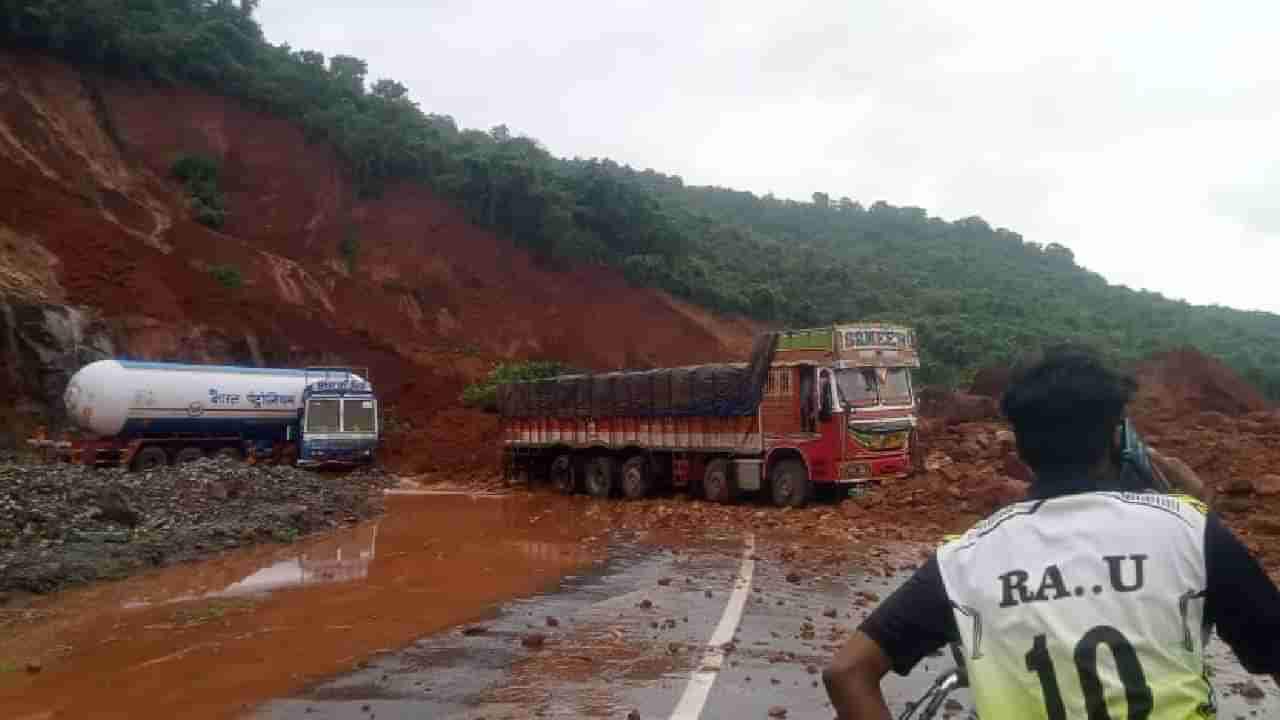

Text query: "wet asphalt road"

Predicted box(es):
[252, 522, 1279, 720]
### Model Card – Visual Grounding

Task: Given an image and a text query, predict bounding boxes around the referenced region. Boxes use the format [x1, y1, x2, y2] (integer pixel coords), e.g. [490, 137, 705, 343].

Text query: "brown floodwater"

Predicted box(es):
[0, 493, 607, 720]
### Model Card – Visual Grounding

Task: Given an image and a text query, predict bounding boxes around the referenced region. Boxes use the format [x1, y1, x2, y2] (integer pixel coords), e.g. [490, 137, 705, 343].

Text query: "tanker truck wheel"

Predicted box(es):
[550, 454, 577, 495]
[621, 456, 651, 500]
[132, 446, 169, 472]
[174, 447, 204, 465]
[702, 458, 737, 504]
[583, 456, 615, 498]
[769, 459, 811, 508]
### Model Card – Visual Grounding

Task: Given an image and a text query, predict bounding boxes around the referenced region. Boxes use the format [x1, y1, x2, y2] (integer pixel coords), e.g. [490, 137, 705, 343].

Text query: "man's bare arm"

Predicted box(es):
[823, 631, 894, 720]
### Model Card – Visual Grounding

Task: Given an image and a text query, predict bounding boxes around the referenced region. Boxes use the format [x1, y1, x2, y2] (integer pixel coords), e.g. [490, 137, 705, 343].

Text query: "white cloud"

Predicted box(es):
[256, 0, 1280, 313]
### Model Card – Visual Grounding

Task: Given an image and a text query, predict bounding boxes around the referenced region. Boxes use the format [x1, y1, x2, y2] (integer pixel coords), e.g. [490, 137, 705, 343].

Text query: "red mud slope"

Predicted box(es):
[1130, 346, 1271, 422]
[0, 50, 760, 470]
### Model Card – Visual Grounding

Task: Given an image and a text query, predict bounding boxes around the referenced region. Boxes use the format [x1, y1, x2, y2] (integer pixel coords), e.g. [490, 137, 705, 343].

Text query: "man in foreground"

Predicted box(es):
[824, 345, 1280, 718]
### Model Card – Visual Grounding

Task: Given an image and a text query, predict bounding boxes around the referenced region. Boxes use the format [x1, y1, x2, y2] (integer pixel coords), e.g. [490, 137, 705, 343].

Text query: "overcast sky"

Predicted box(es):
[257, 1, 1279, 314]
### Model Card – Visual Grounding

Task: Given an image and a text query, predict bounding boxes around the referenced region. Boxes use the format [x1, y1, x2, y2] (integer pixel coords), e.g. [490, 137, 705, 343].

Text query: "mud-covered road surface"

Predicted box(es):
[252, 521, 1280, 720]
[4, 491, 1277, 720]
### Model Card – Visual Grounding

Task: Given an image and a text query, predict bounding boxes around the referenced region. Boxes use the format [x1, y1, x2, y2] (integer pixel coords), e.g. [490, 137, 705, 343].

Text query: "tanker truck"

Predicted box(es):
[498, 322, 920, 507]
[60, 361, 379, 470]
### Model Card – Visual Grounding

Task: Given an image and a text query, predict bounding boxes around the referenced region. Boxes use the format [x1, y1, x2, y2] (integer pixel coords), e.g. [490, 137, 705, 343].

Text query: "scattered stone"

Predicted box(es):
[822, 608, 838, 618]
[0, 457, 394, 595]
[546, 616, 560, 627]
[627, 711, 641, 720]
[805, 664, 818, 675]
[1253, 475, 1280, 497]
[1223, 477, 1254, 496]
[785, 571, 802, 584]
[26, 660, 42, 674]
[461, 626, 488, 636]
[704, 590, 713, 599]
[1002, 453, 1035, 483]
[768, 706, 788, 718]
[945, 699, 965, 711]
[1240, 682, 1265, 700]
[521, 633, 546, 649]
[639, 599, 653, 610]
[658, 577, 672, 586]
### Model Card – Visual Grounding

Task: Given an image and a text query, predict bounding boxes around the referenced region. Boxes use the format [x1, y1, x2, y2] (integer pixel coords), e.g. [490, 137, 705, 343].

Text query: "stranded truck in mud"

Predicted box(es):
[499, 323, 920, 507]
[59, 361, 379, 470]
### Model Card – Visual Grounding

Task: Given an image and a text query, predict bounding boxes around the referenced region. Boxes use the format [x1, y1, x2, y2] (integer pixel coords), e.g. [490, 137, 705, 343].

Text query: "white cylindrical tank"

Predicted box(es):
[64, 360, 367, 437]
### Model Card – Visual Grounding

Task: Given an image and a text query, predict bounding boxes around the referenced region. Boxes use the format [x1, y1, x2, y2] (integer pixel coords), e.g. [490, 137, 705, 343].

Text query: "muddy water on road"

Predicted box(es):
[255, 530, 1280, 720]
[0, 493, 608, 720]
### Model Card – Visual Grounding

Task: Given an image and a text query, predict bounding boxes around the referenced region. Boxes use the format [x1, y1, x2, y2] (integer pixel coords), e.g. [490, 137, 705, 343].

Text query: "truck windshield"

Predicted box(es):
[880, 368, 913, 406]
[343, 399, 376, 432]
[306, 399, 340, 433]
[835, 369, 878, 407]
[835, 368, 914, 407]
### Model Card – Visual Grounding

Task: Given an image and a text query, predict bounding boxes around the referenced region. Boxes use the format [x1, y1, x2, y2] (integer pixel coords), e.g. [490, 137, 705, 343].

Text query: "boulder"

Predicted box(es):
[937, 464, 965, 484]
[840, 502, 867, 520]
[94, 485, 140, 527]
[1002, 453, 1035, 483]
[1253, 475, 1280, 497]
[944, 393, 999, 426]
[1221, 477, 1254, 496]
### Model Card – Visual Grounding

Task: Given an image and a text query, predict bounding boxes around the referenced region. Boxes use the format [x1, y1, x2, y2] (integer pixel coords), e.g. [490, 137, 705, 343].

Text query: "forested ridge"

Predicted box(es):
[5, 0, 1279, 398]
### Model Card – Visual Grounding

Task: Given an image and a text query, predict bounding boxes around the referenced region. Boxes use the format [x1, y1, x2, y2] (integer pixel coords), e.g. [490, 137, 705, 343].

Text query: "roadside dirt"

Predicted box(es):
[0, 458, 394, 596]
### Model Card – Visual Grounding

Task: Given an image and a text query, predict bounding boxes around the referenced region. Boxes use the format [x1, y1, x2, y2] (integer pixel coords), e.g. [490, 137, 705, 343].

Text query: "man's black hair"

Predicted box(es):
[1000, 344, 1137, 473]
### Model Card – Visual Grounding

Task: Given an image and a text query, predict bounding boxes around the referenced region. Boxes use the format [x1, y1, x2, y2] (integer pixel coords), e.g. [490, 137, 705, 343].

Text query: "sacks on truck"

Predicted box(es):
[498, 333, 778, 419]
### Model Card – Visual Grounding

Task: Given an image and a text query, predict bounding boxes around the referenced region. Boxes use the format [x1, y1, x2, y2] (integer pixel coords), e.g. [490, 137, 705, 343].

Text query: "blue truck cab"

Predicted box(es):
[297, 367, 380, 467]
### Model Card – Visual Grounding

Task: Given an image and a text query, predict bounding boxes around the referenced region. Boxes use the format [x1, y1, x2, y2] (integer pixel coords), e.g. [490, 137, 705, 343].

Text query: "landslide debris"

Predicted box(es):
[0, 457, 394, 595]
[1130, 346, 1270, 422]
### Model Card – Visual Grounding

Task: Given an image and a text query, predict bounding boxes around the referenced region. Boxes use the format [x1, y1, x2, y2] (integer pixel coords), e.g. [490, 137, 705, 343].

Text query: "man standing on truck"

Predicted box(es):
[824, 345, 1280, 719]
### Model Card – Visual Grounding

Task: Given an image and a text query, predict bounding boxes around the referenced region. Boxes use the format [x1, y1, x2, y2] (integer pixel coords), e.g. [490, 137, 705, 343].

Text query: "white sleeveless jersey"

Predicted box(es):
[936, 492, 1215, 720]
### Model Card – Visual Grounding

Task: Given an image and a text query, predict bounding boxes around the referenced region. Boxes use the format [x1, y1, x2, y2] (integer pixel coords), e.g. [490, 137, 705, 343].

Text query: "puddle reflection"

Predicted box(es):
[122, 522, 379, 609]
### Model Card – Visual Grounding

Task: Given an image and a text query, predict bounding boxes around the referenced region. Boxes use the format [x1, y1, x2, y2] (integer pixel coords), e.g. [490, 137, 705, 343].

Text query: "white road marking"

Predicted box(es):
[669, 533, 757, 720]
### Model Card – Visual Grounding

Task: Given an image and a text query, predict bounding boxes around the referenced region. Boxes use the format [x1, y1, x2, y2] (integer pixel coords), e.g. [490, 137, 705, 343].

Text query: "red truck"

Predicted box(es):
[498, 323, 920, 507]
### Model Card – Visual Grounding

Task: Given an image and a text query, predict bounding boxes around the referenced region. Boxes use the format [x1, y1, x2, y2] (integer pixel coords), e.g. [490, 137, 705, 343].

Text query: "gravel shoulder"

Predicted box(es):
[0, 457, 395, 597]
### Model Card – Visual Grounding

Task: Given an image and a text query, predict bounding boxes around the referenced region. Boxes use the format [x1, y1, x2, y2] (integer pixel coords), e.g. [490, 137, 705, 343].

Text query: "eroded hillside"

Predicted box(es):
[0, 50, 760, 466]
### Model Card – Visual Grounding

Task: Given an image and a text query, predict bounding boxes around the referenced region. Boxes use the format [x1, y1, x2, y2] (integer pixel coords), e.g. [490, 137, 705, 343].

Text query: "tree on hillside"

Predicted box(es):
[6, 0, 1279, 398]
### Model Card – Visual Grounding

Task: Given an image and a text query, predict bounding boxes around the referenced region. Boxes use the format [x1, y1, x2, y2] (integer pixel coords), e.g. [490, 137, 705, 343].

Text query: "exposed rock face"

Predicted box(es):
[0, 299, 114, 443]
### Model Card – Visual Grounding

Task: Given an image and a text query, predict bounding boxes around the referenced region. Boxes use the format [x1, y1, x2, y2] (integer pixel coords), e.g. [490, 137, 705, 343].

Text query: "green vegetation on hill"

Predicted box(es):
[170, 153, 226, 228]
[462, 361, 579, 412]
[7, 1, 1280, 399]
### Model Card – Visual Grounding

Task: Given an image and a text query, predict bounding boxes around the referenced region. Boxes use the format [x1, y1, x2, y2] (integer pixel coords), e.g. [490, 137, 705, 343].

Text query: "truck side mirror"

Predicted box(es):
[819, 383, 833, 420]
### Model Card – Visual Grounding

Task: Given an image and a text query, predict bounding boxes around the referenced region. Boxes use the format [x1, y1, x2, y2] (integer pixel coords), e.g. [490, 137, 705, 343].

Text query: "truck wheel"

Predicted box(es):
[132, 446, 169, 472]
[174, 447, 204, 464]
[550, 454, 577, 495]
[702, 458, 736, 504]
[621, 456, 651, 500]
[584, 456, 615, 498]
[770, 459, 811, 508]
